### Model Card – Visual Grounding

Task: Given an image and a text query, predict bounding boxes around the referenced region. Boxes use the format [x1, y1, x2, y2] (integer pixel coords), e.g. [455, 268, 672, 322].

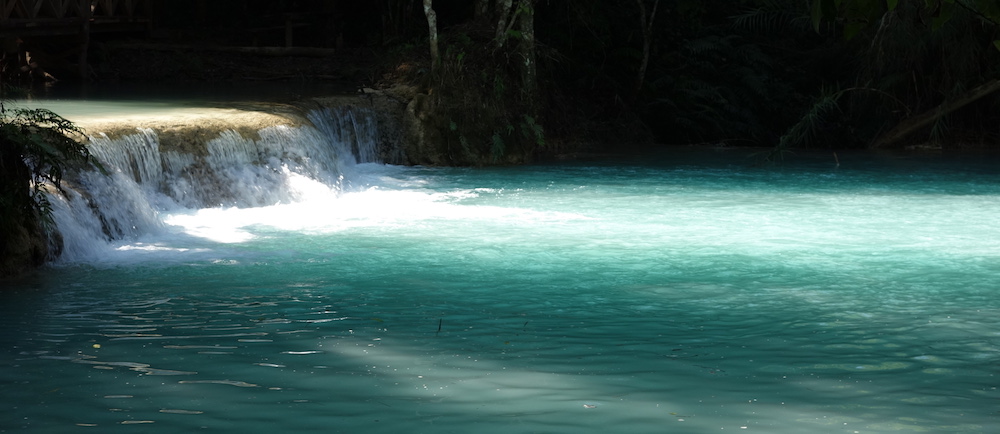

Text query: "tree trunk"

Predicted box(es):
[423, 0, 440, 74]
[518, 0, 537, 110]
[494, 0, 514, 47]
[632, 0, 659, 104]
[475, 0, 491, 19]
[78, 3, 91, 79]
[872, 78, 1000, 148]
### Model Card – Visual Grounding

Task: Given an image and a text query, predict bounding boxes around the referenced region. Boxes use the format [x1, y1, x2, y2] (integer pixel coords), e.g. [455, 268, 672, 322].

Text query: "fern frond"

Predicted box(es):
[731, 3, 804, 34]
[777, 90, 844, 149]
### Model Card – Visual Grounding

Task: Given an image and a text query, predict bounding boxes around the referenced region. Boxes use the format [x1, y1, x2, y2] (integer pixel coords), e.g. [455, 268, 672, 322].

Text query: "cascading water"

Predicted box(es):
[4, 95, 1000, 433]
[307, 105, 380, 164]
[48, 104, 384, 263]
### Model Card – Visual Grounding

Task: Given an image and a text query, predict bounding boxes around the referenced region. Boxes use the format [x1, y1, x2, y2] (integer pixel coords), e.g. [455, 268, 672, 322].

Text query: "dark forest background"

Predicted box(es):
[141, 0, 1000, 152]
[5, 0, 1000, 153]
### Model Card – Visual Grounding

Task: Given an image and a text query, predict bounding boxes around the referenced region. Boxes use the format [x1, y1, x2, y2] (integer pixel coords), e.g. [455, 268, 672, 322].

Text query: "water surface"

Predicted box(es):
[3, 147, 1000, 433]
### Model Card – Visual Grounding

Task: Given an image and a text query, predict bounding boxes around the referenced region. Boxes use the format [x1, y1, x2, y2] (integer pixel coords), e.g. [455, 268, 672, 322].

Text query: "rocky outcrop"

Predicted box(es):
[329, 84, 451, 166]
[0, 213, 48, 279]
[402, 91, 448, 166]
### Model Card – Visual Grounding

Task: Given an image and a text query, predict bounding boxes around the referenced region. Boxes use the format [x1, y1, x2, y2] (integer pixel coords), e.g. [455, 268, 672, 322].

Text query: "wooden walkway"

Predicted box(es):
[1, 0, 150, 79]
[1, 0, 150, 34]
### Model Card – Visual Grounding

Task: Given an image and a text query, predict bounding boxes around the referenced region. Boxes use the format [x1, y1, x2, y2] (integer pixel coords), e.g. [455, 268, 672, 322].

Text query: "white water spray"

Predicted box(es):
[49, 105, 386, 263]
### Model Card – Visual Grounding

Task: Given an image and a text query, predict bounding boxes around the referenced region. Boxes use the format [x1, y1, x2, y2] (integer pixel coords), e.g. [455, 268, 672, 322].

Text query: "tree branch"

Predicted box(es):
[873, 78, 1000, 147]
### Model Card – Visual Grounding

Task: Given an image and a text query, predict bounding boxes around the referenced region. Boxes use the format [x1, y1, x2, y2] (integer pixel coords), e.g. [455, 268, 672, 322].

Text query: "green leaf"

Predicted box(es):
[811, 0, 825, 32]
[886, 0, 898, 10]
[931, 1, 954, 30]
[986, 2, 1000, 21]
[811, 0, 841, 33]
[823, 0, 839, 23]
[29, 134, 63, 158]
[993, 40, 1000, 52]
[843, 22, 864, 40]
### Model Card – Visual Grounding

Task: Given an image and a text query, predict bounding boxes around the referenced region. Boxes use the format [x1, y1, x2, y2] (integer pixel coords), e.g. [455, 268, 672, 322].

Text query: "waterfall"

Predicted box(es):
[307, 105, 380, 164]
[48, 104, 389, 262]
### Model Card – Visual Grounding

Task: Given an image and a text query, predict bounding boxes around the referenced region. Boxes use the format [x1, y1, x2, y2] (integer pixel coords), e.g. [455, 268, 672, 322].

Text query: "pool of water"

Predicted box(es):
[12, 80, 357, 121]
[3, 148, 1000, 433]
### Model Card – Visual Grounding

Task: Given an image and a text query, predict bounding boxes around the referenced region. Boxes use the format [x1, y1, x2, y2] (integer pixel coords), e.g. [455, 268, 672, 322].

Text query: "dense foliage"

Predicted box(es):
[401, 0, 1000, 151]
[0, 92, 95, 276]
[800, 0, 1000, 149]
[70, 0, 1000, 152]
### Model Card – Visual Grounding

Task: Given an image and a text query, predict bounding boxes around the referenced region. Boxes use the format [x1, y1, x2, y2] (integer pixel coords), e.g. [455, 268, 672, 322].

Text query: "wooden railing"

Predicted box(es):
[1, 0, 90, 22]
[91, 0, 149, 21]
[1, 0, 151, 79]
[0, 0, 150, 35]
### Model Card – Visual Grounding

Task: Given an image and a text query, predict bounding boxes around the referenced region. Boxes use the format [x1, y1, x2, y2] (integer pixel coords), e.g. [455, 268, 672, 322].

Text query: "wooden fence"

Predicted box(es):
[1, 0, 150, 35]
[1, 0, 150, 79]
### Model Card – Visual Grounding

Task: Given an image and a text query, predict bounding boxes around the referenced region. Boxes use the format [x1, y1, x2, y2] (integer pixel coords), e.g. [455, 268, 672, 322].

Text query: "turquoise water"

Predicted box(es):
[3, 144, 1000, 432]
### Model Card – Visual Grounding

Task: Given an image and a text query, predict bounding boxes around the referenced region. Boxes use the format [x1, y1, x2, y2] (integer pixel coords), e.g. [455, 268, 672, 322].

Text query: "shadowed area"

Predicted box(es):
[3, 146, 1000, 432]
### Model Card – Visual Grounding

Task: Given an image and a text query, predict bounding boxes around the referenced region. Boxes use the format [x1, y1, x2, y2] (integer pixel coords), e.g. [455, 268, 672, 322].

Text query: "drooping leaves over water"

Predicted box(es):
[0, 91, 102, 275]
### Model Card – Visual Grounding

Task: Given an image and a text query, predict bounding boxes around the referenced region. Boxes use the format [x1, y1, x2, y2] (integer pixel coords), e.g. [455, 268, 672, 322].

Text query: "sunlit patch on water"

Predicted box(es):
[4, 149, 1000, 432]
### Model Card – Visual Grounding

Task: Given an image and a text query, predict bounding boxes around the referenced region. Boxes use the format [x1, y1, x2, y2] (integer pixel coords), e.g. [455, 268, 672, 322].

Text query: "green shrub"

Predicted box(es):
[0, 92, 97, 276]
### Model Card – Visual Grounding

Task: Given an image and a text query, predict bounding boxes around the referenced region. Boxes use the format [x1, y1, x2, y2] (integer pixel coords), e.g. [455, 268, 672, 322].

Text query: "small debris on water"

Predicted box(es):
[159, 409, 203, 415]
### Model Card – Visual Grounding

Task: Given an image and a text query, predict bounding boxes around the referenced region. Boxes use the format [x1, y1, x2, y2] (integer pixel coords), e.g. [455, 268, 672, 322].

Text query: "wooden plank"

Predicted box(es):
[9, 0, 27, 19]
[78, 10, 88, 78]
[12, 0, 29, 19]
[1, 1, 17, 21]
[10, 0, 26, 19]
[29, 0, 44, 19]
[93, 0, 107, 16]
[94, 0, 118, 17]
[70, 0, 90, 18]
[0, 17, 85, 27]
[110, 43, 338, 57]
[0, 0, 147, 35]
[42, 0, 68, 18]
